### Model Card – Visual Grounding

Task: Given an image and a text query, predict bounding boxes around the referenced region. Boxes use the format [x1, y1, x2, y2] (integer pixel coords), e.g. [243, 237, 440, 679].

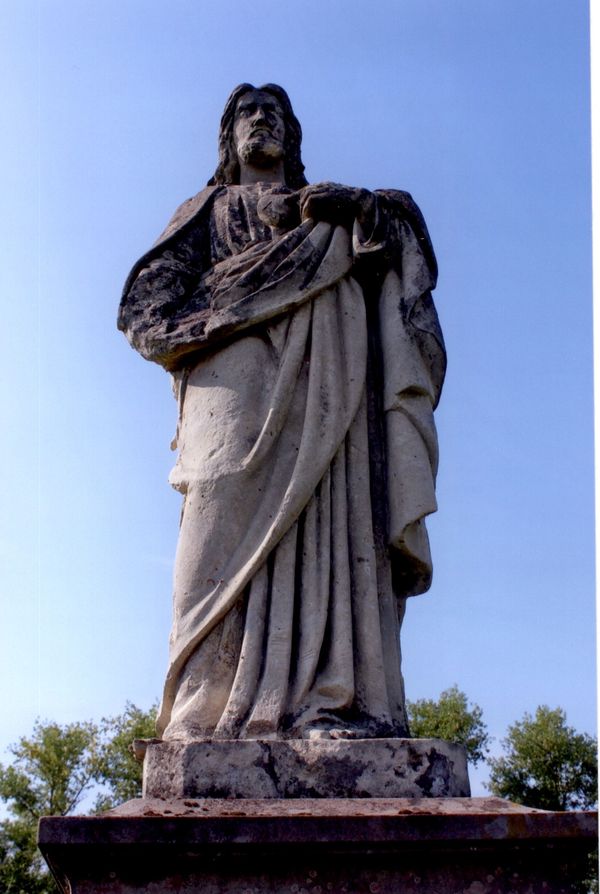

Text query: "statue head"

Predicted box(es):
[208, 83, 308, 188]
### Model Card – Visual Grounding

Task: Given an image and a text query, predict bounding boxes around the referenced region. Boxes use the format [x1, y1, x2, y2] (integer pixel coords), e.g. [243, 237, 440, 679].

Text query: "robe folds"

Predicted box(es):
[119, 184, 446, 740]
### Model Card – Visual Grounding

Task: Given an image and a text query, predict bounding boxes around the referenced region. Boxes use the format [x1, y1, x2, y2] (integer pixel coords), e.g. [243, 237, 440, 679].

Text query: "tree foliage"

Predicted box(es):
[487, 705, 598, 811]
[94, 702, 158, 811]
[0, 720, 98, 894]
[407, 685, 490, 766]
[0, 817, 52, 894]
[0, 721, 99, 819]
[0, 704, 157, 893]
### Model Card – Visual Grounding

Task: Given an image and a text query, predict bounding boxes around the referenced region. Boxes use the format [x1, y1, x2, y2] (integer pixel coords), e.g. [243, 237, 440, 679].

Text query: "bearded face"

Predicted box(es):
[233, 89, 286, 168]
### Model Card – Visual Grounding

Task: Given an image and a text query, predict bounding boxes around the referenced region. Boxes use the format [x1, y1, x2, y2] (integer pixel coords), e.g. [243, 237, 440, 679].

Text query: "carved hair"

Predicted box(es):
[208, 83, 308, 188]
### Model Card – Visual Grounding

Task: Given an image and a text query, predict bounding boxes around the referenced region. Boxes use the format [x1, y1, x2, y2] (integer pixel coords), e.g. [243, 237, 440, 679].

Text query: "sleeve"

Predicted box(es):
[118, 218, 212, 371]
[375, 189, 438, 284]
[351, 190, 437, 285]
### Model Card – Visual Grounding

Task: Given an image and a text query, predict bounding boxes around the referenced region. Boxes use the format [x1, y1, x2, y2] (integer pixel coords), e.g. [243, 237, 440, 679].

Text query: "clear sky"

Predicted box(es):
[1, 1, 594, 796]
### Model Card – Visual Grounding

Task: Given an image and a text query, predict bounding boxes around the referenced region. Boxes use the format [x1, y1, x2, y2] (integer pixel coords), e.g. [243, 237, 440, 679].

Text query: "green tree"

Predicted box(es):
[93, 701, 158, 811]
[0, 720, 98, 894]
[0, 817, 52, 894]
[487, 705, 598, 811]
[0, 704, 157, 893]
[407, 685, 490, 765]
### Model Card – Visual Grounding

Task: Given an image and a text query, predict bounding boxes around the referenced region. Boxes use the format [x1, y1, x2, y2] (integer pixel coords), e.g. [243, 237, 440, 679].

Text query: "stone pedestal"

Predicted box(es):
[141, 738, 471, 799]
[38, 737, 597, 892]
[39, 796, 597, 894]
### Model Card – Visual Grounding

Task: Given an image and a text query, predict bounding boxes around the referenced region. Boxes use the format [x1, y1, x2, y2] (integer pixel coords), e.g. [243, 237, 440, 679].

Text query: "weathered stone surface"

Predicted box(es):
[141, 737, 470, 799]
[38, 797, 597, 893]
[118, 84, 446, 742]
[105, 794, 551, 818]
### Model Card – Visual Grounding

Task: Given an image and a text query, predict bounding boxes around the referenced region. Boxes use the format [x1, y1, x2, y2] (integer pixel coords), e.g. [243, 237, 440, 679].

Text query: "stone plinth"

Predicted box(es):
[38, 797, 597, 894]
[141, 738, 471, 799]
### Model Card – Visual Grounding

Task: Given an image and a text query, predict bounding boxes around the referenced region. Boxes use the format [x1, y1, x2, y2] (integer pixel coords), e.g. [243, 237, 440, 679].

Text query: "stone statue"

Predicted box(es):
[118, 83, 445, 742]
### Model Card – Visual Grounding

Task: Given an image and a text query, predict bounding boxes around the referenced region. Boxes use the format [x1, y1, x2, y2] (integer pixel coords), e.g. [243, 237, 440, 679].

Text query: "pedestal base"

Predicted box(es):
[39, 797, 597, 894]
[141, 738, 471, 799]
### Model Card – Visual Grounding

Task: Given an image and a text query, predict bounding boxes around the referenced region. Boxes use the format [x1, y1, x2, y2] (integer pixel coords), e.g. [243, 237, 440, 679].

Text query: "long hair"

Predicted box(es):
[208, 83, 308, 188]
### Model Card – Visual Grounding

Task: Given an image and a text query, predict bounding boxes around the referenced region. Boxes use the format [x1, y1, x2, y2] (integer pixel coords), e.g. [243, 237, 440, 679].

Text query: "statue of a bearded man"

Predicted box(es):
[118, 83, 446, 742]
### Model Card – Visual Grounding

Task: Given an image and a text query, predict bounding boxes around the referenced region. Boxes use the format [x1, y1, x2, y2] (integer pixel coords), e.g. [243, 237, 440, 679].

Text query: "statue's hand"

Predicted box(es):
[299, 182, 375, 228]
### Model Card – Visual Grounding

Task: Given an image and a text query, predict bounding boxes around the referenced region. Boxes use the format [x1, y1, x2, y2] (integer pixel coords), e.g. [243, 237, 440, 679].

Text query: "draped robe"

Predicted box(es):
[118, 183, 446, 740]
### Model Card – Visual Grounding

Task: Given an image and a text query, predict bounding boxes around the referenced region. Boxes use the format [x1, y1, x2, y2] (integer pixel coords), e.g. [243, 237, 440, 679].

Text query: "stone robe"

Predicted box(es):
[118, 183, 445, 740]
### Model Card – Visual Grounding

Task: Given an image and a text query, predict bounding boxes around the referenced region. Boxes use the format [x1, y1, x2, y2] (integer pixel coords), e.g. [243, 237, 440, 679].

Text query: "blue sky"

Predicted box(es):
[1, 1, 594, 795]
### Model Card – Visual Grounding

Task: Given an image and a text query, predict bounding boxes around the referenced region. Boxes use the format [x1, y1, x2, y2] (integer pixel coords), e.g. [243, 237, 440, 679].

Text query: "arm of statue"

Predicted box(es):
[299, 182, 377, 234]
[304, 183, 444, 404]
[118, 225, 214, 371]
[297, 183, 436, 278]
[373, 190, 445, 407]
[370, 189, 438, 282]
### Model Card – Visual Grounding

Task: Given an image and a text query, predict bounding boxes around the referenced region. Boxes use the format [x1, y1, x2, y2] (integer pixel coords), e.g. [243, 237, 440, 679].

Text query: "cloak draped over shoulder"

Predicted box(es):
[119, 183, 445, 740]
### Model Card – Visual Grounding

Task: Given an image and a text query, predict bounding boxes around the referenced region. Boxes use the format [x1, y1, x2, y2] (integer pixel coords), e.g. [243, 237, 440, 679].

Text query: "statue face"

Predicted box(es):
[233, 90, 285, 166]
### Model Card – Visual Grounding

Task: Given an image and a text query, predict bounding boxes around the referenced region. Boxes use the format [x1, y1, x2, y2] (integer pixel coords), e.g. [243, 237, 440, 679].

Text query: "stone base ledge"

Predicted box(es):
[141, 737, 471, 799]
[38, 797, 597, 894]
